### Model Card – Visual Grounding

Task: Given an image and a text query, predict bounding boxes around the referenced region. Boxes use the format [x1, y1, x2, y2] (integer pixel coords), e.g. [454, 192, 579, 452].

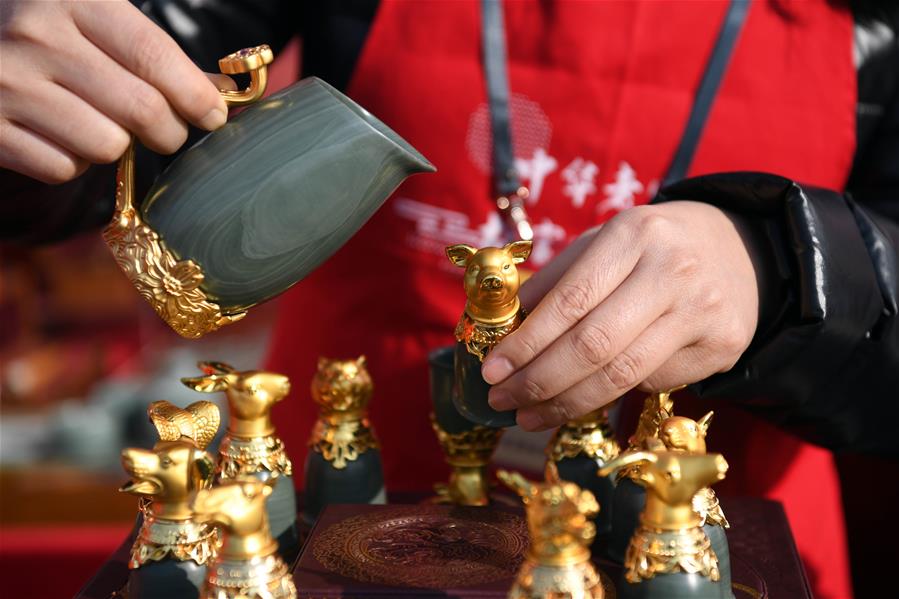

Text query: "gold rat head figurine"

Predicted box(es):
[499, 463, 598, 565]
[182, 361, 291, 437]
[311, 356, 373, 414]
[446, 241, 532, 325]
[148, 400, 221, 450]
[659, 412, 712, 454]
[120, 440, 216, 520]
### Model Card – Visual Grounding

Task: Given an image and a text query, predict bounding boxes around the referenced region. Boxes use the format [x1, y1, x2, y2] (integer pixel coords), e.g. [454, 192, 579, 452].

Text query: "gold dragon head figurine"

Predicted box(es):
[182, 361, 291, 438]
[446, 241, 532, 325]
[499, 463, 598, 566]
[310, 356, 373, 415]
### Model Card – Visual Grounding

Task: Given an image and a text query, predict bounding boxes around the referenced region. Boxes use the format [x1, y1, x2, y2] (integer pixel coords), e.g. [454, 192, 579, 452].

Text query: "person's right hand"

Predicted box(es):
[0, 0, 233, 184]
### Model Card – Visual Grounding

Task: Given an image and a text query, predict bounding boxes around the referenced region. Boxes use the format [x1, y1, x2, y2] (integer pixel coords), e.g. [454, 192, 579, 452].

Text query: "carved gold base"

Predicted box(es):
[218, 434, 293, 479]
[547, 408, 620, 463]
[309, 416, 379, 470]
[430, 416, 503, 506]
[129, 515, 220, 569]
[508, 557, 605, 599]
[624, 524, 719, 583]
[203, 552, 296, 599]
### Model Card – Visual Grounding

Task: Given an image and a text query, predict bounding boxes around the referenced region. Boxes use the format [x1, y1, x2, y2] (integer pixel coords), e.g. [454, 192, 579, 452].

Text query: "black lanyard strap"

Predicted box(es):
[663, 0, 752, 185]
[481, 0, 532, 240]
[480, 0, 752, 214]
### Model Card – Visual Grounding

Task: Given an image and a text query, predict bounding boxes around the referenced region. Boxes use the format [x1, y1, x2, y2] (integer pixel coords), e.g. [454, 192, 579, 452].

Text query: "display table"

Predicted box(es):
[75, 496, 811, 599]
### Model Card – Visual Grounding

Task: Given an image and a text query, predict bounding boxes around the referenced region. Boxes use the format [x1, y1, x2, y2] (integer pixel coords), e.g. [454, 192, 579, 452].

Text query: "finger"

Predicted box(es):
[518, 225, 601, 310]
[488, 261, 671, 410]
[208, 73, 238, 92]
[4, 79, 131, 165]
[71, 1, 227, 130]
[37, 36, 189, 155]
[483, 216, 644, 384]
[638, 338, 743, 392]
[515, 312, 691, 431]
[0, 119, 88, 184]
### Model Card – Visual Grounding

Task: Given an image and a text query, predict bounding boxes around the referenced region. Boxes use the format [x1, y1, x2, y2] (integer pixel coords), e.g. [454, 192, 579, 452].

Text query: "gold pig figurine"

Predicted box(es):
[446, 240, 532, 427]
[498, 463, 605, 599]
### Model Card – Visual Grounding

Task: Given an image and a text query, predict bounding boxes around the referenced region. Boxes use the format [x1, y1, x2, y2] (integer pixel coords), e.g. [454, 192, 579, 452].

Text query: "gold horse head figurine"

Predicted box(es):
[182, 361, 291, 438]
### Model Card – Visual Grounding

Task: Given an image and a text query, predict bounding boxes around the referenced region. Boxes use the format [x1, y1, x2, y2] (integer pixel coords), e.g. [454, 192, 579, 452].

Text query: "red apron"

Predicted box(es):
[268, 2, 855, 597]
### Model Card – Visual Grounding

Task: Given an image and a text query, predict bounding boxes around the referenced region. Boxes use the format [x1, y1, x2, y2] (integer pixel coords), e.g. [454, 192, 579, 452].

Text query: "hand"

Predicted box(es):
[481, 201, 762, 431]
[0, 0, 234, 184]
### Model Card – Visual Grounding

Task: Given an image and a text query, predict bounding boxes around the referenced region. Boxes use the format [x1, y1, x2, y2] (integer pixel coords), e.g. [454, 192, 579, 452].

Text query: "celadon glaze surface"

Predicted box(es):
[141, 77, 434, 312]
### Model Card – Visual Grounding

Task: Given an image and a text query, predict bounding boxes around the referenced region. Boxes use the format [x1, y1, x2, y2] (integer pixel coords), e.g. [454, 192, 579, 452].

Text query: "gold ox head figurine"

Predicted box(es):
[499, 463, 599, 566]
[446, 241, 532, 325]
[599, 450, 728, 531]
[311, 355, 373, 414]
[120, 440, 216, 521]
[182, 361, 290, 437]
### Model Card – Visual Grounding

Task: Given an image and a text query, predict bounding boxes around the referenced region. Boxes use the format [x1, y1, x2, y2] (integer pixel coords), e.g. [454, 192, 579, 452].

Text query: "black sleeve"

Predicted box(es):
[652, 10, 899, 456]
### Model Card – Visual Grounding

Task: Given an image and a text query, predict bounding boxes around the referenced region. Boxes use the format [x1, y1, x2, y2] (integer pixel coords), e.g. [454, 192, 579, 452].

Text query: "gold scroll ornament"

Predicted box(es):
[102, 45, 274, 339]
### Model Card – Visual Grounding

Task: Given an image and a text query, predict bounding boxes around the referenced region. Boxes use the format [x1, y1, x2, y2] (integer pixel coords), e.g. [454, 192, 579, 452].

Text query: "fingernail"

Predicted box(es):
[200, 107, 227, 130]
[482, 356, 513, 384]
[517, 411, 544, 431]
[488, 388, 514, 411]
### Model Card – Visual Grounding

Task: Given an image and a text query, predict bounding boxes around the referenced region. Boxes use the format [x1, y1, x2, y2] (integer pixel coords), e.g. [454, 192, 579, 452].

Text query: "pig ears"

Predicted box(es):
[181, 373, 233, 394]
[445, 244, 477, 267]
[503, 240, 533, 264]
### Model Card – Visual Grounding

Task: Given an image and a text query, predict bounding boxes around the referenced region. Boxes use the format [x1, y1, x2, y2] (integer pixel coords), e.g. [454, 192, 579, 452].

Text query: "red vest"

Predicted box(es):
[268, 2, 855, 597]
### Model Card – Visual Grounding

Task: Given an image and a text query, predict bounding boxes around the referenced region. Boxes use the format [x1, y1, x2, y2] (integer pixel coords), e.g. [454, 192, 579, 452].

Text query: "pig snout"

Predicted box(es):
[480, 274, 504, 290]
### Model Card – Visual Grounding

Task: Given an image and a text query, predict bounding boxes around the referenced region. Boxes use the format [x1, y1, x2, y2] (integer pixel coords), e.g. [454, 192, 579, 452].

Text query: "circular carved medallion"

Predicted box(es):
[311, 506, 528, 588]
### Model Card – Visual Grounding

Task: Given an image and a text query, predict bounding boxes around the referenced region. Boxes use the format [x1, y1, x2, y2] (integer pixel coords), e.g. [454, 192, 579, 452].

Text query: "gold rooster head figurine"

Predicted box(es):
[310, 356, 373, 415]
[147, 400, 221, 450]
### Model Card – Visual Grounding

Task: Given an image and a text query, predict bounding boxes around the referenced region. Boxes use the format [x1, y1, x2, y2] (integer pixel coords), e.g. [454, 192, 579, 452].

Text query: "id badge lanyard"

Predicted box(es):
[479, 0, 752, 240]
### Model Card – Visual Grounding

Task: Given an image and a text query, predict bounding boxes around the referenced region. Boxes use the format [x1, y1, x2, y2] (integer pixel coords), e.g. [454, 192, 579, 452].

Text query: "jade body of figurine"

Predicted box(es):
[182, 362, 298, 557]
[599, 449, 730, 599]
[547, 406, 620, 544]
[192, 478, 297, 599]
[103, 44, 434, 339]
[428, 346, 503, 505]
[446, 240, 532, 427]
[304, 356, 385, 521]
[120, 439, 220, 599]
[498, 464, 605, 599]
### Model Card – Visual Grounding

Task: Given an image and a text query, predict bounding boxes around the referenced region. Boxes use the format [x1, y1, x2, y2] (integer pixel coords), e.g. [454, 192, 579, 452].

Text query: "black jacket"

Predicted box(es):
[2, 1, 898, 455]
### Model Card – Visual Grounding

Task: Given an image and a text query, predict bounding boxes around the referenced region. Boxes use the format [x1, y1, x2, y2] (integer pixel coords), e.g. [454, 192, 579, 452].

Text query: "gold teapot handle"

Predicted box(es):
[103, 45, 274, 339]
[217, 44, 274, 106]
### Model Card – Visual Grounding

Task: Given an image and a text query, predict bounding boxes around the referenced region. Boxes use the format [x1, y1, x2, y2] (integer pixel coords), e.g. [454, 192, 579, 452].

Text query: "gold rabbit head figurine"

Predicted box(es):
[182, 361, 291, 438]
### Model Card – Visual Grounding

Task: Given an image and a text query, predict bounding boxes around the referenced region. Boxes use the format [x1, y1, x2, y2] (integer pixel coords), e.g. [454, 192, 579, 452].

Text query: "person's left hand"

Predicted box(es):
[481, 200, 762, 431]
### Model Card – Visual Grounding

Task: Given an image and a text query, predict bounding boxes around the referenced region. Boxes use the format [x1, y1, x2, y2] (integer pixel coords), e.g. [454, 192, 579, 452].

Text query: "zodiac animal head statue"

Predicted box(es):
[311, 355, 373, 414]
[182, 361, 291, 437]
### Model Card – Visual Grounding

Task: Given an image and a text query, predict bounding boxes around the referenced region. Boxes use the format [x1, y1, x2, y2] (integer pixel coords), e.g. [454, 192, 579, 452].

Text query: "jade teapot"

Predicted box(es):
[104, 45, 435, 338]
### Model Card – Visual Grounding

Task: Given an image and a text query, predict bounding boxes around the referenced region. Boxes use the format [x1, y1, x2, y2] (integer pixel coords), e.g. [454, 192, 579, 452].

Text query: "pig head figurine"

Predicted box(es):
[446, 240, 532, 326]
